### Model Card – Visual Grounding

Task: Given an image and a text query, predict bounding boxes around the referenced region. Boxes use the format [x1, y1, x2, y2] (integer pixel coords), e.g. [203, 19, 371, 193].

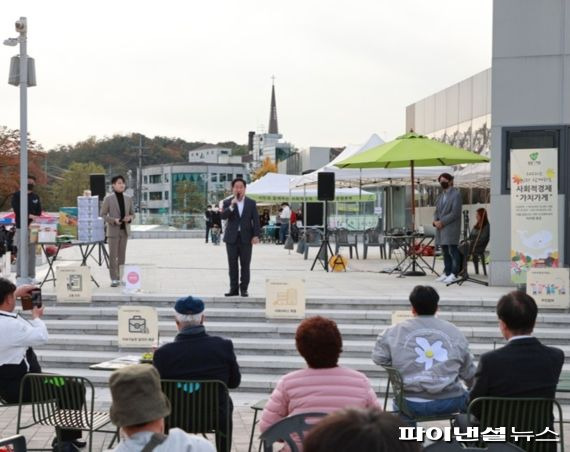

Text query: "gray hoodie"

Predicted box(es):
[372, 315, 476, 400]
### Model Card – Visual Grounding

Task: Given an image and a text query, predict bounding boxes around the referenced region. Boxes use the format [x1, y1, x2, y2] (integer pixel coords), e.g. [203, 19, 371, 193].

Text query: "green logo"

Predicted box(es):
[530, 152, 539, 161]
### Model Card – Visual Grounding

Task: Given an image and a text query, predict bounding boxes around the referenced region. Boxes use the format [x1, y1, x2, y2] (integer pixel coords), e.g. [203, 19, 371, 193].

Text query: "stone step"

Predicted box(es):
[38, 319, 570, 344]
[42, 334, 570, 362]
[39, 366, 570, 404]
[38, 306, 570, 328]
[34, 349, 570, 381]
[41, 294, 538, 313]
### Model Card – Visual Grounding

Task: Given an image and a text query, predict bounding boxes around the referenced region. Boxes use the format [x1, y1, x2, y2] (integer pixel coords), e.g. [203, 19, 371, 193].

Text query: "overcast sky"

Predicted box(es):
[0, 0, 492, 151]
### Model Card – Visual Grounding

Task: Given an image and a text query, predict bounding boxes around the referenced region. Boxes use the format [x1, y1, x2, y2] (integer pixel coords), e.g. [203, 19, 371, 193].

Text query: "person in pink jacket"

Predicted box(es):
[259, 316, 380, 436]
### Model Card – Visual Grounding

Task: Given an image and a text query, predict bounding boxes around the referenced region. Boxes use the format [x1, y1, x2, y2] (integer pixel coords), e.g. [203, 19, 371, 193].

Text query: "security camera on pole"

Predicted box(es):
[4, 17, 37, 283]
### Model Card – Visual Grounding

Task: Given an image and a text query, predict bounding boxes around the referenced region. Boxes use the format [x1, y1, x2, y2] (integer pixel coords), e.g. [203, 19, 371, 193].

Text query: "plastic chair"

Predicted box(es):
[467, 397, 564, 452]
[334, 228, 359, 259]
[161, 379, 231, 452]
[363, 228, 386, 259]
[247, 399, 267, 452]
[259, 412, 327, 452]
[0, 435, 27, 452]
[382, 366, 459, 424]
[16, 374, 115, 452]
[424, 442, 525, 451]
[303, 228, 324, 260]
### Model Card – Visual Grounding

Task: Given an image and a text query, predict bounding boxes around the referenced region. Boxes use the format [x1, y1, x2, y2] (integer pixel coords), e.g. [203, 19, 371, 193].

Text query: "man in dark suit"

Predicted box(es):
[470, 290, 564, 414]
[221, 178, 260, 297]
[153, 296, 241, 451]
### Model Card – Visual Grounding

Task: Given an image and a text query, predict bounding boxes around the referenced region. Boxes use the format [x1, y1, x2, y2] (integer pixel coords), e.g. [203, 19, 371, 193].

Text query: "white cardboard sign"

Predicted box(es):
[56, 266, 92, 303]
[118, 305, 159, 348]
[265, 279, 305, 319]
[526, 268, 570, 309]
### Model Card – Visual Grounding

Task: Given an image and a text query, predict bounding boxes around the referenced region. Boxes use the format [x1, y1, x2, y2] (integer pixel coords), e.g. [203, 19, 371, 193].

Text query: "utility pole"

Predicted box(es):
[130, 134, 150, 212]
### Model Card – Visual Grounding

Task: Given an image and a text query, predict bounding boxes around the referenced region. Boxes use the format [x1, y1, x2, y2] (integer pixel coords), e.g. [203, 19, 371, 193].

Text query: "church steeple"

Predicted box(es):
[268, 77, 279, 135]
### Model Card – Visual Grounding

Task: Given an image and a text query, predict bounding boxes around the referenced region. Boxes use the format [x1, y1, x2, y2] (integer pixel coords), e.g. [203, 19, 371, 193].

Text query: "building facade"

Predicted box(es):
[139, 162, 248, 215]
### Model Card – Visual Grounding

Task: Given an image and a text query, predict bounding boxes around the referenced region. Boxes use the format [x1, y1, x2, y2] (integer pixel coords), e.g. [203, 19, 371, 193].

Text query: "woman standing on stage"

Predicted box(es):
[101, 175, 135, 287]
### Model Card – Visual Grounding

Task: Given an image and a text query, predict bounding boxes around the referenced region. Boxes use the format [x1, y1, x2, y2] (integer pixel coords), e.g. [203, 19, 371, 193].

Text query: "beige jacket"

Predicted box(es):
[100, 192, 135, 237]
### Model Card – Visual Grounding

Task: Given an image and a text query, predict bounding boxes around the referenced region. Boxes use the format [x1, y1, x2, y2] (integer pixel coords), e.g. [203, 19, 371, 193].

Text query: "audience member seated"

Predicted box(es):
[303, 408, 421, 452]
[372, 285, 476, 421]
[0, 278, 85, 452]
[152, 296, 240, 451]
[259, 316, 379, 436]
[458, 208, 490, 274]
[109, 364, 215, 452]
[469, 290, 564, 412]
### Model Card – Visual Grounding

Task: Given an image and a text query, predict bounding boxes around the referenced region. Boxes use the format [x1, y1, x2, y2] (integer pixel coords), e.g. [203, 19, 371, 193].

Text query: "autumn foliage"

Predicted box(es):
[0, 126, 46, 210]
[252, 157, 277, 181]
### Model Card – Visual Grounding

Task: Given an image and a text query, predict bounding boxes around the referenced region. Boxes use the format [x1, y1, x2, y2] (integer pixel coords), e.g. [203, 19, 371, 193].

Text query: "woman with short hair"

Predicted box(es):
[259, 316, 379, 437]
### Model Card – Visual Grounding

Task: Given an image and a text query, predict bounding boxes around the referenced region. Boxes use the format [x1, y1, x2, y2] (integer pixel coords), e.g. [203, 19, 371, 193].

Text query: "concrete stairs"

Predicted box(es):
[35, 294, 570, 404]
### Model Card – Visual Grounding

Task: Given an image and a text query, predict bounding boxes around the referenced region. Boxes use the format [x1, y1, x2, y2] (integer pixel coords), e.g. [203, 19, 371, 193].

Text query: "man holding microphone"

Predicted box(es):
[221, 178, 260, 297]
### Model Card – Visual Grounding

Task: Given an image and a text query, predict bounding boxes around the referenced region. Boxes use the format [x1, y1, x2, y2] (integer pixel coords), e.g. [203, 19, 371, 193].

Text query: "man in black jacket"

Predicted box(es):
[221, 178, 260, 297]
[468, 290, 564, 436]
[153, 296, 241, 451]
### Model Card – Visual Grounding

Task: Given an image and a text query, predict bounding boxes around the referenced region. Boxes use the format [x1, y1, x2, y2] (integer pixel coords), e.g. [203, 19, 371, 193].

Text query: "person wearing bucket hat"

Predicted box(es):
[153, 296, 241, 451]
[109, 364, 214, 452]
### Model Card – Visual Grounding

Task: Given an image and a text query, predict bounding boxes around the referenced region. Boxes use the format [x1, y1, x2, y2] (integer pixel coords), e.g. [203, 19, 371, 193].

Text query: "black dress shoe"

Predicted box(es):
[240, 290, 249, 297]
[72, 439, 87, 448]
[224, 291, 239, 297]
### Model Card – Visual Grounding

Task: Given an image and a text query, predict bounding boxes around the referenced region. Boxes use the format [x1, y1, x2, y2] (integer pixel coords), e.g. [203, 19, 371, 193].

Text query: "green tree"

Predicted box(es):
[174, 180, 206, 213]
[50, 162, 106, 207]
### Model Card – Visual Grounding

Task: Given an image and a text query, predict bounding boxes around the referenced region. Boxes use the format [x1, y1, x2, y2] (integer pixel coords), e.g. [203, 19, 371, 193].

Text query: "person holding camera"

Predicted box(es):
[0, 278, 85, 450]
[101, 175, 135, 288]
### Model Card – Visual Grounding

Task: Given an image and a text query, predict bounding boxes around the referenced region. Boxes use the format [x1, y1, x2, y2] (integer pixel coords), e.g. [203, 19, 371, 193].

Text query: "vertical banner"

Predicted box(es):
[510, 148, 558, 284]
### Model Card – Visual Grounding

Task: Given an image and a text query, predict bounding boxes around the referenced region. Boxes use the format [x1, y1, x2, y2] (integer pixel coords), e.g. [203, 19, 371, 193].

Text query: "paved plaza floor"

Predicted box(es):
[36, 238, 510, 299]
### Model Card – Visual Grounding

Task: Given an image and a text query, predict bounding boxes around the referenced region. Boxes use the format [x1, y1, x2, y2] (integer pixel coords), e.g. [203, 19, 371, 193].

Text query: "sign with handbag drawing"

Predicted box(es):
[118, 306, 159, 348]
[266, 279, 305, 319]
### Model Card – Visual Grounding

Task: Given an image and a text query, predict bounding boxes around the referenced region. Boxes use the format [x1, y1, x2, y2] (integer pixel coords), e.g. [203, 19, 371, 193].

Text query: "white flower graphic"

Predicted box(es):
[414, 337, 448, 370]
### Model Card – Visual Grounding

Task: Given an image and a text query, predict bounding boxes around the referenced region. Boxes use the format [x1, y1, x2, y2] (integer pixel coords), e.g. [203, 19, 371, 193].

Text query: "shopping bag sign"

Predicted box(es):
[118, 306, 158, 348]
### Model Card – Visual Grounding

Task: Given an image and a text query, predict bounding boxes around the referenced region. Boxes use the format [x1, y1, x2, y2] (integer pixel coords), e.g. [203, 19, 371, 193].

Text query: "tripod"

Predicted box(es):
[447, 210, 488, 287]
[311, 200, 343, 272]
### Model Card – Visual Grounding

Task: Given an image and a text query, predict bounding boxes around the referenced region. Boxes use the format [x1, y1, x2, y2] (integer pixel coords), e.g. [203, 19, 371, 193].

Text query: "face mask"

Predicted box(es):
[28, 184, 35, 191]
[440, 181, 449, 189]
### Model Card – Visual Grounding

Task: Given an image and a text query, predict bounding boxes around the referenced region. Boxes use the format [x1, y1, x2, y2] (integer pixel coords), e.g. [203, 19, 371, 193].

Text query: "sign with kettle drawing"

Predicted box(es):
[510, 148, 558, 284]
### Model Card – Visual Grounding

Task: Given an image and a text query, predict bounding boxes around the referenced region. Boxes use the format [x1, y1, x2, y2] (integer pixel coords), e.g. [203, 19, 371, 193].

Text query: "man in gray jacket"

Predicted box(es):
[372, 285, 476, 421]
[433, 173, 462, 284]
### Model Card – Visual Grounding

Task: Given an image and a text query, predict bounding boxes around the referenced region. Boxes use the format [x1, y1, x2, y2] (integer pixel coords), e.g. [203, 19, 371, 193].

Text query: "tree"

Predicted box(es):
[174, 180, 206, 214]
[49, 162, 106, 208]
[252, 157, 277, 181]
[0, 126, 46, 210]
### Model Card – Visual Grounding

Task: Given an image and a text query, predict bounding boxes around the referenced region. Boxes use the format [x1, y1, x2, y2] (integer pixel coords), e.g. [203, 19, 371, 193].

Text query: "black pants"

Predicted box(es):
[226, 234, 253, 292]
[0, 350, 83, 442]
[205, 223, 212, 243]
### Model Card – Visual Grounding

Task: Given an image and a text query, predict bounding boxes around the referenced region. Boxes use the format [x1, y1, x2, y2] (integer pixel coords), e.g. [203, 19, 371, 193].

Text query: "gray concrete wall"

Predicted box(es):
[490, 0, 570, 285]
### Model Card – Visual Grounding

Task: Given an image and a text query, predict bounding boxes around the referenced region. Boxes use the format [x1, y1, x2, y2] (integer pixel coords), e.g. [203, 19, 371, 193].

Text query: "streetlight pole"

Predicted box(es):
[4, 17, 31, 282]
[18, 18, 29, 282]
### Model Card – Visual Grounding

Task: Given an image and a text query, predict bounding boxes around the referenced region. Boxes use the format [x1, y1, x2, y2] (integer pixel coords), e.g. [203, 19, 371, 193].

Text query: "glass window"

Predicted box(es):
[165, 191, 169, 200]
[236, 174, 243, 179]
[227, 173, 233, 181]
[143, 192, 148, 201]
[149, 175, 162, 184]
[149, 191, 162, 201]
[211, 173, 218, 183]
[143, 175, 148, 184]
[220, 173, 227, 182]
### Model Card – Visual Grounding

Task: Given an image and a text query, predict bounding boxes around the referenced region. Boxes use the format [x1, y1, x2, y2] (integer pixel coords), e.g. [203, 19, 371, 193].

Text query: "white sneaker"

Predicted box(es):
[444, 274, 458, 284]
[435, 274, 448, 282]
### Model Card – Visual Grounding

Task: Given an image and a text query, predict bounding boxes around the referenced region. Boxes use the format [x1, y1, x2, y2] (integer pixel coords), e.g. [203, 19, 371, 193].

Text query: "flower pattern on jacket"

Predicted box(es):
[414, 337, 448, 370]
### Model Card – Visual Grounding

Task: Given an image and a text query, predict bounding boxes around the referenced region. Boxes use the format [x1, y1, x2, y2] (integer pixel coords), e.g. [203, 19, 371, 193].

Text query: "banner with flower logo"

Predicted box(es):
[510, 148, 558, 284]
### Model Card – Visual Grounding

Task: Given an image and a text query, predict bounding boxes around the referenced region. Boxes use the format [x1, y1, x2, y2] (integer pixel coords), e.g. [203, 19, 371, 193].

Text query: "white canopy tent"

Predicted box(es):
[454, 162, 490, 187]
[289, 133, 452, 189]
[247, 172, 376, 203]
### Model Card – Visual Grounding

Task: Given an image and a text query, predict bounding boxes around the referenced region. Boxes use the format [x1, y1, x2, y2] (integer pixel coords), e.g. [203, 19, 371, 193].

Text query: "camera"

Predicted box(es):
[21, 288, 42, 310]
[15, 19, 27, 33]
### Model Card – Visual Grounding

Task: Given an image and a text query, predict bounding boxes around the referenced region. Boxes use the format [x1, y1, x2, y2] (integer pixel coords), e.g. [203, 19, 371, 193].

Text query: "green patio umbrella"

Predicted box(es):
[335, 132, 490, 230]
